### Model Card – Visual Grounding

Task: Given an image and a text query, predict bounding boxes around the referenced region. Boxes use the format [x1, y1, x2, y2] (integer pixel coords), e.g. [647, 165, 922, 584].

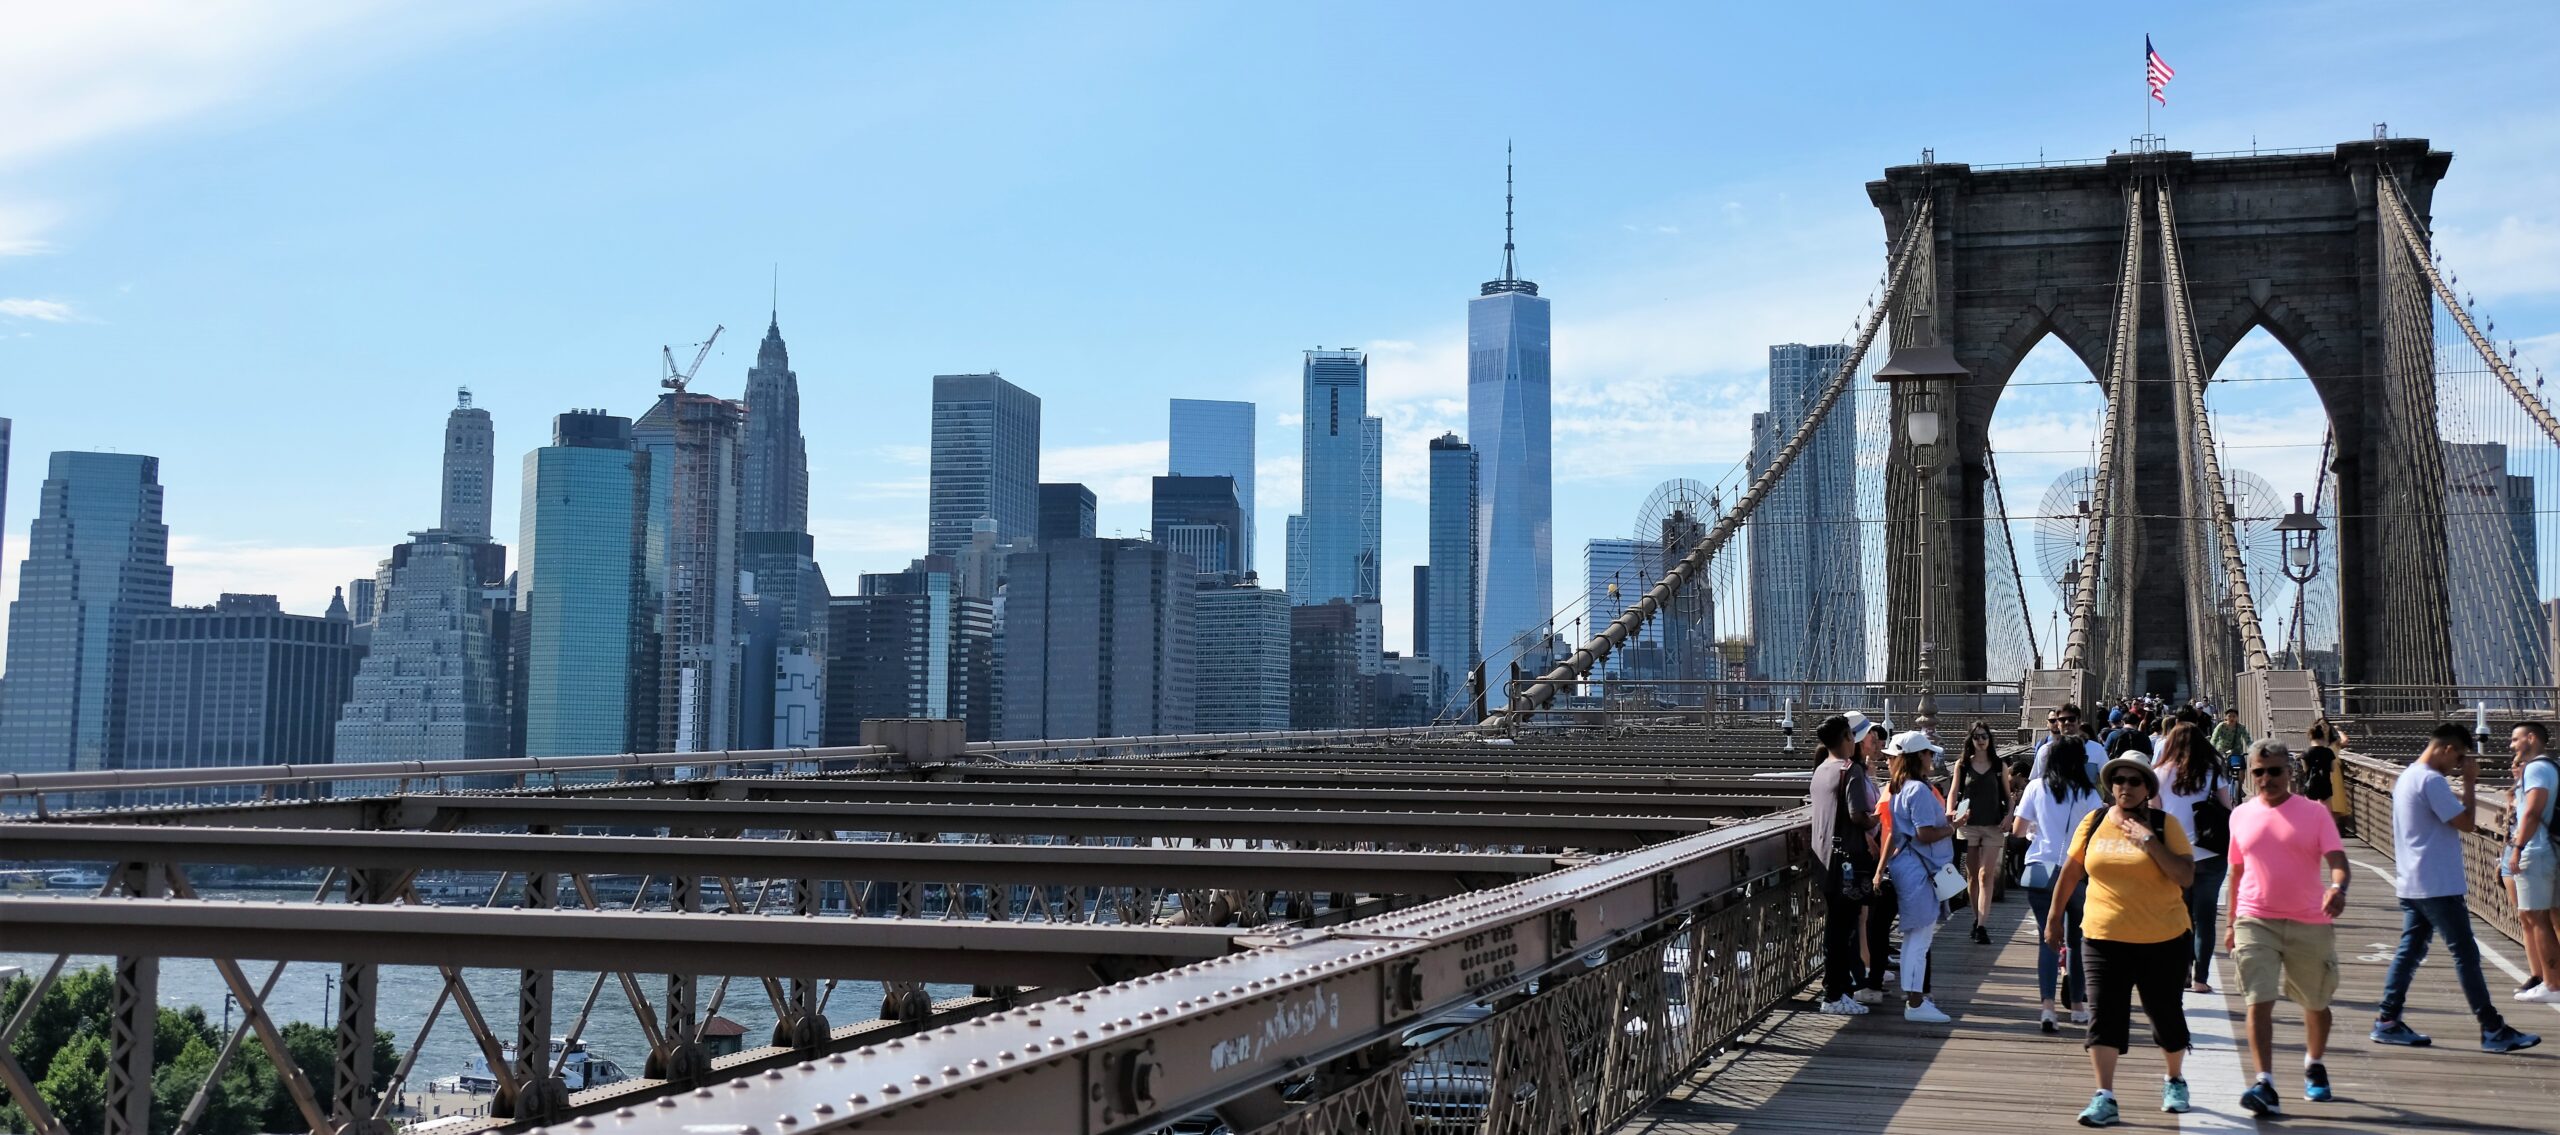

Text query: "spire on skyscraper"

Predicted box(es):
[1483, 142, 1539, 297]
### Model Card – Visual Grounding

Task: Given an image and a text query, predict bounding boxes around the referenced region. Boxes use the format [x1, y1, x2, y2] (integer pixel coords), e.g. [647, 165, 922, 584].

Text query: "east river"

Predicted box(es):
[2, 886, 966, 1096]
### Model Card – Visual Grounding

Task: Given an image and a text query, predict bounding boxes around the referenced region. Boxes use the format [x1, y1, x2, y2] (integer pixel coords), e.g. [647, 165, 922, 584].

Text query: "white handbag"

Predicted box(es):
[1930, 861, 1970, 902]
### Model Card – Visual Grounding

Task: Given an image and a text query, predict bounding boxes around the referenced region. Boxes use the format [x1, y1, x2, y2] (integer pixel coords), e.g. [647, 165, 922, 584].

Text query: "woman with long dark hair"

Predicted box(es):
[2049, 755, 2198, 1124]
[2012, 724, 2105, 1033]
[2152, 722, 2236, 993]
[1951, 721, 2012, 944]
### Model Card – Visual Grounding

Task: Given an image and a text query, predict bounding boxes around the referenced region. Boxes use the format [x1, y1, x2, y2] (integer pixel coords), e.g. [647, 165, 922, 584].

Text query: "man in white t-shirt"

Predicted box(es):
[2031, 703, 2107, 782]
[2505, 721, 2560, 1002]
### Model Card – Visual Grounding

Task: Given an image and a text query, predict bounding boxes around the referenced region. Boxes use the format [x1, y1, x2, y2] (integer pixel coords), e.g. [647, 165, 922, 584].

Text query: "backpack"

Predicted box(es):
[2188, 767, 2232, 856]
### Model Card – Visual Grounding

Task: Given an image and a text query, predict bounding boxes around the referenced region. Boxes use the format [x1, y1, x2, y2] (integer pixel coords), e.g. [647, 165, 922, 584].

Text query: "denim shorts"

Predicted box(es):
[2519, 841, 2558, 912]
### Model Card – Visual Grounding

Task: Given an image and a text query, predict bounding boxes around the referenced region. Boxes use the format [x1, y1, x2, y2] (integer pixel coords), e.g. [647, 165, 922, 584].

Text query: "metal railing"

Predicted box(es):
[2324, 684, 2560, 719]
[0, 725, 1469, 815]
[1506, 679, 2024, 728]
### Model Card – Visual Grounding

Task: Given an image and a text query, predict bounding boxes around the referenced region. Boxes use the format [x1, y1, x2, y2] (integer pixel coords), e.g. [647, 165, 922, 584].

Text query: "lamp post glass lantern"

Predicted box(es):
[2275, 492, 2325, 662]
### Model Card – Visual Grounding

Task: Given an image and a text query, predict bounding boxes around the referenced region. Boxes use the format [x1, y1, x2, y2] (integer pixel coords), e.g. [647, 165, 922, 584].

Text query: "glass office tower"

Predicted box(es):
[929, 373, 1042, 556]
[1468, 215, 1553, 691]
[1290, 349, 1380, 606]
[0, 452, 173, 773]
[1426, 434, 1480, 709]
[1746, 343, 1864, 684]
[1169, 399, 1256, 573]
[518, 412, 652, 756]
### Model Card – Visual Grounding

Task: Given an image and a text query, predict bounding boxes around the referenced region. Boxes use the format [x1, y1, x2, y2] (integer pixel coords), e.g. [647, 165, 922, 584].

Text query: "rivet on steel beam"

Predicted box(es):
[848, 1093, 867, 1104]
[827, 1054, 846, 1065]
[911, 1075, 930, 1086]
[692, 1089, 715, 1099]
[657, 1098, 680, 1108]
[776, 1117, 797, 1127]
[572, 1119, 595, 1129]
[811, 1104, 835, 1115]
[880, 1085, 901, 1096]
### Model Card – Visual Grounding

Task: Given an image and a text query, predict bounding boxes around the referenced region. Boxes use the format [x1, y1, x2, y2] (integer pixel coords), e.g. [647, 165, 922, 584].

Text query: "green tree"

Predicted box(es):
[35, 1031, 109, 1135]
[4, 966, 114, 1082]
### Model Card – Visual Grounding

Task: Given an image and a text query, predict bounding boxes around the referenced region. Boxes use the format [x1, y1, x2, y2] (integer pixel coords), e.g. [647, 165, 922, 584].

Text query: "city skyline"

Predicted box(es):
[3, 5, 2559, 666]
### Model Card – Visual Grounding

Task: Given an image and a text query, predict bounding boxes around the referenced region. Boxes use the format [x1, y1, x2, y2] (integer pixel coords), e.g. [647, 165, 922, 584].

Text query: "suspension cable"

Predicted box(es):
[1983, 436, 2040, 669]
[1486, 201, 1935, 726]
[2063, 183, 2145, 673]
[2374, 171, 2560, 450]
[2157, 180, 2274, 673]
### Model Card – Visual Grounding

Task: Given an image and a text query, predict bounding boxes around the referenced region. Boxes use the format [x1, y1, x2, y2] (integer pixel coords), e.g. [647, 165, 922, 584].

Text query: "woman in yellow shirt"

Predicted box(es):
[2046, 754, 2198, 1127]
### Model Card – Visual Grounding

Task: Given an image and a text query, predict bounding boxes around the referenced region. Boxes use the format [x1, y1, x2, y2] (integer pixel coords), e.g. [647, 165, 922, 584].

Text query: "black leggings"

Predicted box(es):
[2081, 935, 2193, 1053]
[1820, 860, 1865, 1000]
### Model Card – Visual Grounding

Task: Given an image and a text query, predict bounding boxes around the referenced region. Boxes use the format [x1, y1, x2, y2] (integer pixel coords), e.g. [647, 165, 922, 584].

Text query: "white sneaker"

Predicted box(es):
[1904, 999, 1952, 1024]
[2070, 1007, 2093, 1026]
[1852, 988, 1886, 1005]
[2528, 985, 2560, 1004]
[1818, 995, 1870, 1016]
[2513, 982, 2545, 1002]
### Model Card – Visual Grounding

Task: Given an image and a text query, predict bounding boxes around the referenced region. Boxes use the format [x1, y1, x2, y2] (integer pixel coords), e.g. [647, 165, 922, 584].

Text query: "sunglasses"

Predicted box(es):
[2251, 766, 2290, 779]
[2107, 775, 2148, 787]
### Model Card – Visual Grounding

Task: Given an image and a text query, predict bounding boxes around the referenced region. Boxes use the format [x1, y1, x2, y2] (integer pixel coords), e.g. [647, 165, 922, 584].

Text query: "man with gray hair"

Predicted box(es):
[2222, 739, 2348, 1114]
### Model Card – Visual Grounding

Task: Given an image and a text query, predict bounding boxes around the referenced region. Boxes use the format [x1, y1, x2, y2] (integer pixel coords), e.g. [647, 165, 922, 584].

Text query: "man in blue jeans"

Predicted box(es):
[2373, 722, 2541, 1051]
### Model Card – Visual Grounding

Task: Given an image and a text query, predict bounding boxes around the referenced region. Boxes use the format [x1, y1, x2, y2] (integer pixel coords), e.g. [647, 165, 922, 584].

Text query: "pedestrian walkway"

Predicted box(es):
[1626, 837, 2560, 1133]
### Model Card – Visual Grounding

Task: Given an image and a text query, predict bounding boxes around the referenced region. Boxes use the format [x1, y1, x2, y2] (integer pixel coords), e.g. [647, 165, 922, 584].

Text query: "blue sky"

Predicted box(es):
[3, 0, 2557, 660]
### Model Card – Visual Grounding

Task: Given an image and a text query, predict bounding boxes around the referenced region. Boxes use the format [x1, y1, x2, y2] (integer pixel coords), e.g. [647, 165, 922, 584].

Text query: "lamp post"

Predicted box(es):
[2275, 492, 2325, 665]
[1877, 344, 1970, 737]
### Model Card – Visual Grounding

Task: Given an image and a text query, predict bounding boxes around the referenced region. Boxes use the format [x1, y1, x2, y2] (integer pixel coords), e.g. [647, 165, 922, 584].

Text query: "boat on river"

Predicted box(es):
[428, 1040, 628, 1094]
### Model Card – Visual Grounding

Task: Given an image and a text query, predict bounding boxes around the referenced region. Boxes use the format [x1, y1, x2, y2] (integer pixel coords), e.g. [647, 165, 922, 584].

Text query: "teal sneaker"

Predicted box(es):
[2076, 1092, 2120, 1127]
[2161, 1077, 2190, 1113]
[2303, 1062, 2333, 1102]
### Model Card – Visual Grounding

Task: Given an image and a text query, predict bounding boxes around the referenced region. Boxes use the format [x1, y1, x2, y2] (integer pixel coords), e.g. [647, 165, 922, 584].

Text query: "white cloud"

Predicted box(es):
[1044, 439, 1169, 519]
[165, 536, 382, 614]
[0, 3, 537, 255]
[0, 298, 77, 321]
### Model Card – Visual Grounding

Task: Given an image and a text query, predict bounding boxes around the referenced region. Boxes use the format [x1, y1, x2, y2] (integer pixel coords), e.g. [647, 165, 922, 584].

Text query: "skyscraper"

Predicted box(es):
[0, 418, 11, 587]
[1038, 482, 1098, 544]
[334, 531, 512, 763]
[122, 594, 358, 791]
[1151, 475, 1245, 579]
[2444, 441, 2549, 689]
[1468, 155, 1553, 695]
[1584, 539, 1657, 678]
[1000, 538, 1194, 740]
[1411, 564, 1431, 662]
[736, 314, 830, 752]
[517, 411, 652, 757]
[929, 374, 1041, 556]
[1170, 399, 1256, 572]
[1195, 579, 1290, 733]
[1747, 343, 1864, 684]
[740, 313, 810, 536]
[634, 390, 747, 753]
[0, 452, 173, 774]
[825, 565, 996, 743]
[1289, 600, 1366, 729]
[1426, 433, 1480, 708]
[442, 389, 495, 540]
[1289, 349, 1380, 606]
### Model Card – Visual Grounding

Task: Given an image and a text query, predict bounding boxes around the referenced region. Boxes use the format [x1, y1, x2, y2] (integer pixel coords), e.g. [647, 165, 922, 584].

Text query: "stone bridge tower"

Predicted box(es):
[1869, 138, 2455, 697]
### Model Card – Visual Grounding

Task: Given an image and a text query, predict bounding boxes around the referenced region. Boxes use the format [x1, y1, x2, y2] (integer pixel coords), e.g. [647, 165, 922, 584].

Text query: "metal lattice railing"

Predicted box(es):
[1242, 869, 1820, 1135]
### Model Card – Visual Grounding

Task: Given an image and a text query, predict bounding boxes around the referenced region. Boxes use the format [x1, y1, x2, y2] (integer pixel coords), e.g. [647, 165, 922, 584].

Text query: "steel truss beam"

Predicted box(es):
[584, 810, 1811, 1134]
[0, 824, 1565, 894]
[320, 796, 1712, 847]
[0, 899, 1244, 988]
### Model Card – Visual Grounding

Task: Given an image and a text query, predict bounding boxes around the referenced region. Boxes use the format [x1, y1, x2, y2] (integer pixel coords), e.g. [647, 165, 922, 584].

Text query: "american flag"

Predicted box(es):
[2146, 37, 2175, 105]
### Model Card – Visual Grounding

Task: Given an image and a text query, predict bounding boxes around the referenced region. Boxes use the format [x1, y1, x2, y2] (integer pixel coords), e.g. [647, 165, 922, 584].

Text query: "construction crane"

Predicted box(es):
[661, 324, 725, 394]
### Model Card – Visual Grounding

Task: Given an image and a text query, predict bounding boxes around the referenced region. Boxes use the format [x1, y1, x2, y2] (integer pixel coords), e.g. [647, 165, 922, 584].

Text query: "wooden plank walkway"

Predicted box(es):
[1626, 837, 2560, 1133]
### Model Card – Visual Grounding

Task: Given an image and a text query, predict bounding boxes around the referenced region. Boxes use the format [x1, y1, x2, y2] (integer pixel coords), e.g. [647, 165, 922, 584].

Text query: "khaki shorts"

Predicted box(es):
[1961, 824, 2004, 847]
[2233, 917, 2339, 1010]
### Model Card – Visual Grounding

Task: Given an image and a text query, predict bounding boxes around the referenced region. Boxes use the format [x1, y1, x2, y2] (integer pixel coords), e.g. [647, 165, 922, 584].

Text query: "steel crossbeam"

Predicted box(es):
[0, 899, 1245, 988]
[244, 795, 1714, 847]
[0, 824, 1567, 894]
[583, 810, 1811, 1134]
